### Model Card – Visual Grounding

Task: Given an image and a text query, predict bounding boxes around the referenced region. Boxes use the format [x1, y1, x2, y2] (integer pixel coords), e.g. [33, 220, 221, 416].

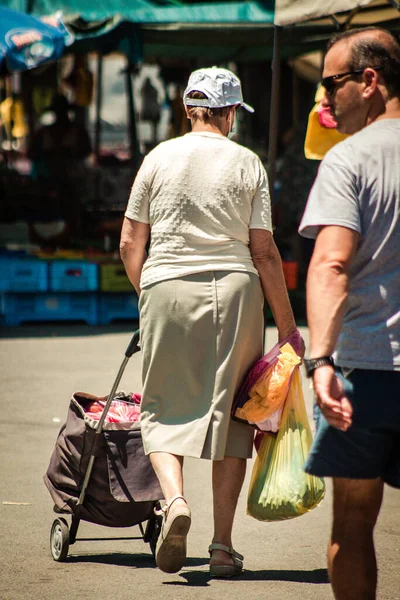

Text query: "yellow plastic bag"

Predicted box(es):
[247, 367, 325, 521]
[304, 85, 350, 160]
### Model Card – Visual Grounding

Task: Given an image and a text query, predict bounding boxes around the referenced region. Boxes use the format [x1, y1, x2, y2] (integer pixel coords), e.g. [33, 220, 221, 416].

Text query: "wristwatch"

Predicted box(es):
[303, 356, 334, 378]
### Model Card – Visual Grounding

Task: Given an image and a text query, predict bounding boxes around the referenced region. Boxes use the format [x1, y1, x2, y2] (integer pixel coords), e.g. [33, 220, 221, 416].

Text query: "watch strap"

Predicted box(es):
[303, 356, 334, 378]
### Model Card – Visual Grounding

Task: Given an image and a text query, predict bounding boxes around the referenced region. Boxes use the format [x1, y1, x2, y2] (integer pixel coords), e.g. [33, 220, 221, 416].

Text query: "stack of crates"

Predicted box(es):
[98, 263, 139, 324]
[1, 256, 48, 326]
[0, 255, 139, 326]
[47, 260, 99, 325]
[1, 257, 98, 326]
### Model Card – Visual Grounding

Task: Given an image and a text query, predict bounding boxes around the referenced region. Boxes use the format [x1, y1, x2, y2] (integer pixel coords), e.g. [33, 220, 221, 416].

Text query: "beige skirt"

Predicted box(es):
[138, 271, 264, 460]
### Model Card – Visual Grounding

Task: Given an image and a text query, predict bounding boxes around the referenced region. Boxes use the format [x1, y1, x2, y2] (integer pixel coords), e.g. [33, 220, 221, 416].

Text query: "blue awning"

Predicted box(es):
[1, 1, 398, 64]
[2, 1, 275, 24]
[2, 1, 398, 27]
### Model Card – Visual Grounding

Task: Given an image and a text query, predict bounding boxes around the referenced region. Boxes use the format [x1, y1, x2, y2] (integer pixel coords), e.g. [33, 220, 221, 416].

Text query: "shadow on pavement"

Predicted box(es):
[0, 321, 139, 339]
[237, 568, 329, 583]
[65, 553, 209, 570]
[66, 551, 157, 567]
[165, 567, 329, 587]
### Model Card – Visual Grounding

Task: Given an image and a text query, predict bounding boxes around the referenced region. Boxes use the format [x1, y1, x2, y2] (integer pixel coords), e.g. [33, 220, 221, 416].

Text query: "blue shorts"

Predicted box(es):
[304, 368, 400, 488]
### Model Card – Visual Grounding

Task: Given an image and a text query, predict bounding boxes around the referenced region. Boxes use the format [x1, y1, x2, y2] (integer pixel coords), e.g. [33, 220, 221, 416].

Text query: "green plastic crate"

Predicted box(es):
[100, 264, 133, 292]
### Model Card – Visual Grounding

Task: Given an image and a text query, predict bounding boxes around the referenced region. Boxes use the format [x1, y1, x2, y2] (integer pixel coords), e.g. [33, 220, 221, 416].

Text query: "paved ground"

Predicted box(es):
[0, 323, 399, 600]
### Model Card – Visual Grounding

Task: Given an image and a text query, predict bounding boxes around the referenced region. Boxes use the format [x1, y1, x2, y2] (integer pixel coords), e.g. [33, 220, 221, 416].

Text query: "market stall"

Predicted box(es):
[0, 0, 399, 326]
[0, 7, 145, 326]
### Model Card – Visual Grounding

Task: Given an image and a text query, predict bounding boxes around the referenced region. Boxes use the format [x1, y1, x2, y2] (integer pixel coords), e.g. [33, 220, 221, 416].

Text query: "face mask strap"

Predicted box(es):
[228, 109, 236, 139]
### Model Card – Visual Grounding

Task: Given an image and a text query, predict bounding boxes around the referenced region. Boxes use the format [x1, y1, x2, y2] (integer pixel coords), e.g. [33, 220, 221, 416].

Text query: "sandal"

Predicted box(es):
[154, 495, 191, 574]
[208, 543, 244, 578]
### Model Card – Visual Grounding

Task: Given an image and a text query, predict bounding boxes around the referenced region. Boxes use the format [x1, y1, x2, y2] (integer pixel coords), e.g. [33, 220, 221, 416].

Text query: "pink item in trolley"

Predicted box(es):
[85, 392, 141, 423]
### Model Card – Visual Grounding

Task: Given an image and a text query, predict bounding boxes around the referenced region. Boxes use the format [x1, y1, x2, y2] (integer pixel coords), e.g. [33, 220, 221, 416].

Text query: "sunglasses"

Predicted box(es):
[321, 66, 383, 95]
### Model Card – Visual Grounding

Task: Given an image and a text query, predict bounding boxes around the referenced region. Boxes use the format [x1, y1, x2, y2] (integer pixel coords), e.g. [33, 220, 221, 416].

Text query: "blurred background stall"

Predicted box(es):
[0, 0, 399, 326]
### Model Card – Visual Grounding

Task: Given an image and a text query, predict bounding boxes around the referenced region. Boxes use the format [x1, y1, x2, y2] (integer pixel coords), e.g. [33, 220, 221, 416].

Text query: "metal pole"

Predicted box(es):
[292, 69, 299, 131]
[264, 26, 282, 343]
[267, 25, 282, 203]
[125, 60, 141, 162]
[94, 54, 103, 159]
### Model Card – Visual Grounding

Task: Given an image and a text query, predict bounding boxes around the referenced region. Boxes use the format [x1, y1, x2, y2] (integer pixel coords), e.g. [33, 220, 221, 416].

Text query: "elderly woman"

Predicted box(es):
[120, 67, 302, 577]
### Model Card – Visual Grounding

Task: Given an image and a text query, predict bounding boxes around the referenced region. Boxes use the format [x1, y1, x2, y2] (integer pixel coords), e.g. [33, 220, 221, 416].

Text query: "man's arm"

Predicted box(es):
[249, 229, 301, 346]
[120, 217, 150, 296]
[307, 225, 359, 430]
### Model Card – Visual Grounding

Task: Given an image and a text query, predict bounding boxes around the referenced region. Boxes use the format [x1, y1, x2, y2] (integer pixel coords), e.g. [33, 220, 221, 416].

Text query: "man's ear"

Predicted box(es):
[362, 67, 379, 98]
[184, 105, 191, 119]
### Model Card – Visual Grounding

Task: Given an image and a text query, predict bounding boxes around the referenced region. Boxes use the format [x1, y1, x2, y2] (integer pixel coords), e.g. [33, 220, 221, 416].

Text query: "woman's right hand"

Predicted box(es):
[279, 327, 305, 359]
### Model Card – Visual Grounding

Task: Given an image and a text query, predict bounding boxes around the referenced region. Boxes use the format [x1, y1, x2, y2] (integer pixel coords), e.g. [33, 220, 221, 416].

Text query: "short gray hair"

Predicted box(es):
[186, 91, 232, 123]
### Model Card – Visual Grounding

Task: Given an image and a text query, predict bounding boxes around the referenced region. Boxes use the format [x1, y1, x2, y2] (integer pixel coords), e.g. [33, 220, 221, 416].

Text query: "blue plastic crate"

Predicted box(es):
[3, 293, 98, 326]
[49, 260, 98, 292]
[0, 257, 48, 292]
[98, 293, 139, 325]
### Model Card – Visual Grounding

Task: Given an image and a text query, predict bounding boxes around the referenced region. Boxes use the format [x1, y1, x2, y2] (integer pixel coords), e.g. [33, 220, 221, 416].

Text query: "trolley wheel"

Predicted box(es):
[50, 518, 70, 562]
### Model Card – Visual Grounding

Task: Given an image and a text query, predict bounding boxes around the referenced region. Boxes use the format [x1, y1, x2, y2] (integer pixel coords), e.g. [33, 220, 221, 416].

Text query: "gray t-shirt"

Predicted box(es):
[299, 119, 400, 371]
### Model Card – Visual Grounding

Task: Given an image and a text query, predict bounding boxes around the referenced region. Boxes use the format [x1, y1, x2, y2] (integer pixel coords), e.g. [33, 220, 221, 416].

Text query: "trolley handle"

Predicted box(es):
[78, 328, 141, 505]
[125, 329, 140, 357]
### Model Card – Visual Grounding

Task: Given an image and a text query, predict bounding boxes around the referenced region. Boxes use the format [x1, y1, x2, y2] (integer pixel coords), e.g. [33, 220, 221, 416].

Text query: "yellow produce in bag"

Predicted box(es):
[247, 367, 325, 521]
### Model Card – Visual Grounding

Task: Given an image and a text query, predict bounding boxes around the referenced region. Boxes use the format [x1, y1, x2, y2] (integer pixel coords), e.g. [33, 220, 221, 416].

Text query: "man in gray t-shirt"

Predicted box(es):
[298, 26, 400, 600]
[300, 118, 400, 371]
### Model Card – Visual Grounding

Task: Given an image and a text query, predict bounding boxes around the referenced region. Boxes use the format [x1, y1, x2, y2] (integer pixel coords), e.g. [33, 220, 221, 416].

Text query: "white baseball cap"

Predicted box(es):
[183, 66, 254, 113]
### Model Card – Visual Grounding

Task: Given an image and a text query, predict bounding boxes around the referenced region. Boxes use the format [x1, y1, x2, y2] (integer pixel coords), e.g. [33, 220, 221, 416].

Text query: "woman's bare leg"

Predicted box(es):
[149, 451, 187, 508]
[211, 456, 246, 565]
[150, 451, 191, 573]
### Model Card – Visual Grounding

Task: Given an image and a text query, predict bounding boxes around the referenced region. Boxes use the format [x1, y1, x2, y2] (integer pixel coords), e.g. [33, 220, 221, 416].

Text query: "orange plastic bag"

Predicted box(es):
[232, 334, 303, 432]
[235, 343, 300, 431]
[247, 368, 325, 521]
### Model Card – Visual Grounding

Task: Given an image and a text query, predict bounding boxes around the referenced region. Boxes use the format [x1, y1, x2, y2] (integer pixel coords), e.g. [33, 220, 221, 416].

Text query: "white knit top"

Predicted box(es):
[125, 131, 272, 289]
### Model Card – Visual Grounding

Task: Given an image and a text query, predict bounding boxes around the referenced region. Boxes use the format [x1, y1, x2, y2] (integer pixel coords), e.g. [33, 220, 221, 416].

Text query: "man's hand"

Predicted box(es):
[312, 366, 353, 431]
